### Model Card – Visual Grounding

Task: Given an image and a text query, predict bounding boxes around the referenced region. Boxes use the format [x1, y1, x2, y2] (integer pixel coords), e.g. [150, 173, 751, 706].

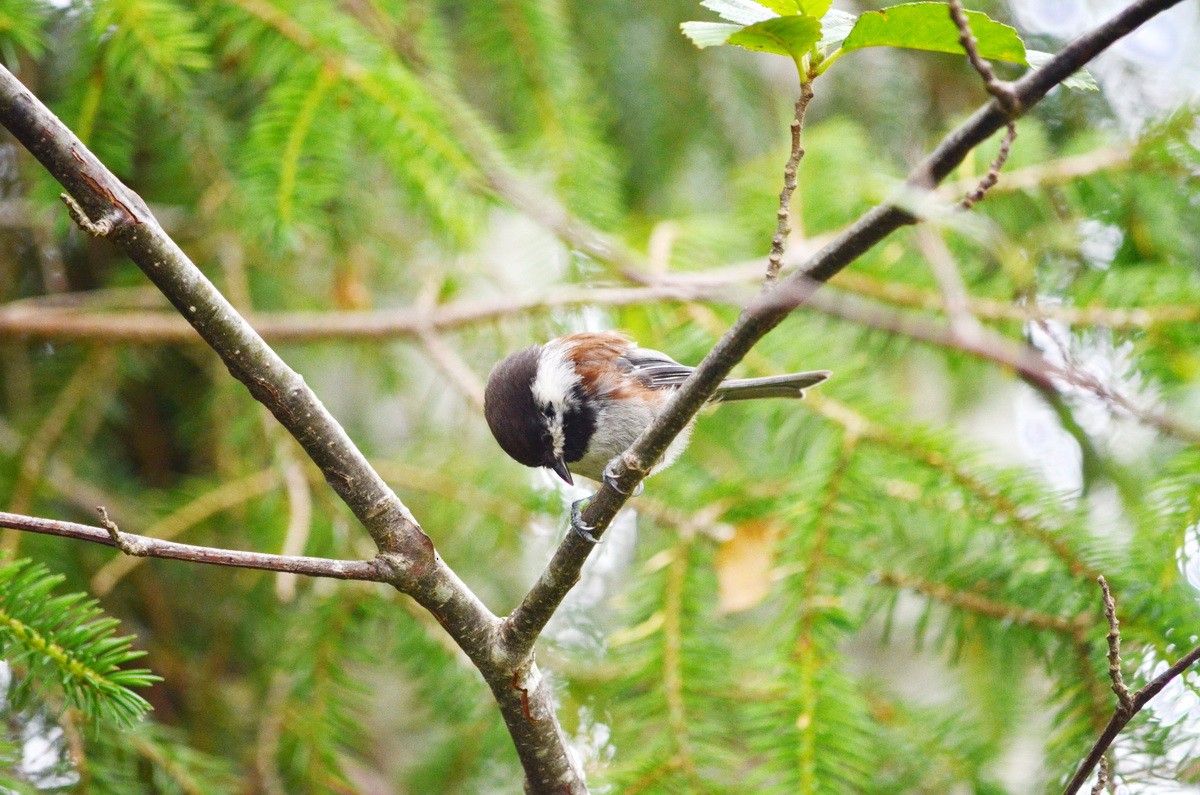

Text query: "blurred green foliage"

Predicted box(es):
[0, 0, 1197, 792]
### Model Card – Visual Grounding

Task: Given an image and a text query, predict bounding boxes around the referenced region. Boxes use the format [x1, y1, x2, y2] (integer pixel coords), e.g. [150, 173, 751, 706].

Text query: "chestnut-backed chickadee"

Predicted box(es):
[484, 331, 830, 486]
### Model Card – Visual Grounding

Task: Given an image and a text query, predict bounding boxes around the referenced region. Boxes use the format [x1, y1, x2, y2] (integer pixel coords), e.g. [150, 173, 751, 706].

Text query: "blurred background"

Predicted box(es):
[0, 0, 1198, 792]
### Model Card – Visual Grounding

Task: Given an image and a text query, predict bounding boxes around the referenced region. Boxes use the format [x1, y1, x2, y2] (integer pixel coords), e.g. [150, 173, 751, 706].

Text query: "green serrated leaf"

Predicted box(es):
[680, 20, 744, 49]
[701, 0, 778, 26]
[728, 15, 822, 59]
[1026, 49, 1099, 91]
[842, 3, 1027, 65]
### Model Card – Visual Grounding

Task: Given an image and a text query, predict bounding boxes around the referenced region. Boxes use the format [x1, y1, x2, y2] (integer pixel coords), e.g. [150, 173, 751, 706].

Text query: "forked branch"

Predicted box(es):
[1063, 578, 1200, 794]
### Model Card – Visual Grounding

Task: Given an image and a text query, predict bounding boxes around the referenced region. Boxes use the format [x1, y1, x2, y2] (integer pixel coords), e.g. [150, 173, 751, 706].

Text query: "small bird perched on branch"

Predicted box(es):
[484, 331, 830, 488]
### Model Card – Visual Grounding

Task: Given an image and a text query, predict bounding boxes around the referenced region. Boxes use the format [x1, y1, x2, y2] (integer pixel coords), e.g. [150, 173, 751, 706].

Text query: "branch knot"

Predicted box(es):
[60, 194, 122, 237]
[96, 507, 151, 556]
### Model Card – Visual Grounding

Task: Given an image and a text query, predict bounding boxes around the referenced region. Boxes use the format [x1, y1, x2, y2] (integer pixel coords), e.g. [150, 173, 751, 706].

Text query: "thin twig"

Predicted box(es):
[417, 329, 486, 411]
[1089, 756, 1110, 795]
[96, 507, 151, 556]
[947, 1, 1020, 208]
[766, 82, 815, 283]
[0, 510, 388, 581]
[1098, 576, 1134, 711]
[961, 121, 1018, 209]
[947, 0, 1020, 114]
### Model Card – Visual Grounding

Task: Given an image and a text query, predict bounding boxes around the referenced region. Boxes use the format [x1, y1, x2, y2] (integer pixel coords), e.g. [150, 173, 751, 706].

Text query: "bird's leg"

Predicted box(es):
[570, 497, 603, 544]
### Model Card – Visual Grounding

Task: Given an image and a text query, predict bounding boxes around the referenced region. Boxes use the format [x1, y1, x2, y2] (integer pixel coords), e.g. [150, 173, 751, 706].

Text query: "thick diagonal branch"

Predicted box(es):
[0, 67, 583, 794]
[501, 0, 1189, 662]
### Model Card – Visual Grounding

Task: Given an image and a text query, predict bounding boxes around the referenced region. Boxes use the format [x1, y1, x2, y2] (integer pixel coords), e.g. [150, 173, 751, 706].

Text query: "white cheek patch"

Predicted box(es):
[532, 341, 579, 461]
[547, 415, 565, 458]
[532, 342, 580, 409]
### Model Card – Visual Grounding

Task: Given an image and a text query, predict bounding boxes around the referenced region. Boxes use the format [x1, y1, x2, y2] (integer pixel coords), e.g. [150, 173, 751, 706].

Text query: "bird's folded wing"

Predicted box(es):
[620, 347, 695, 389]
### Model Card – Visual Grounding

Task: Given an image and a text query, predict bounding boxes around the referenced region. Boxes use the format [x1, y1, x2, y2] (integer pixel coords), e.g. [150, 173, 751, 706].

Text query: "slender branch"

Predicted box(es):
[501, 0, 1187, 663]
[914, 225, 980, 334]
[662, 540, 697, 776]
[417, 329, 486, 411]
[3, 274, 1196, 347]
[91, 468, 280, 596]
[790, 283, 1200, 447]
[0, 510, 388, 581]
[961, 121, 1018, 209]
[765, 83, 815, 283]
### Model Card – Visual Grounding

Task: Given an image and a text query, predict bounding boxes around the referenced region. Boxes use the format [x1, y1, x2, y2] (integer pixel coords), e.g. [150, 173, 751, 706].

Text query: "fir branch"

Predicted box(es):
[796, 437, 857, 791]
[0, 558, 156, 727]
[276, 64, 336, 224]
[0, 510, 388, 582]
[805, 394, 1100, 581]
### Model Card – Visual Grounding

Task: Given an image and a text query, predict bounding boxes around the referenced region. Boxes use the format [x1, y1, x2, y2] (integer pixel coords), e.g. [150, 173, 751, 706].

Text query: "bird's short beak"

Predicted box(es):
[550, 457, 574, 486]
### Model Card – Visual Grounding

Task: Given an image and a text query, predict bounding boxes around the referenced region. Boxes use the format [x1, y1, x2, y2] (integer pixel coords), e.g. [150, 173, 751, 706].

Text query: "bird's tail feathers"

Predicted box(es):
[713, 370, 831, 401]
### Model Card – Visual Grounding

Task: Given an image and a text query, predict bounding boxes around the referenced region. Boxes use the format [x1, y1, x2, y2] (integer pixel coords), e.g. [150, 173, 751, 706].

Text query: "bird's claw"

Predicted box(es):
[570, 498, 603, 544]
[602, 461, 644, 497]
